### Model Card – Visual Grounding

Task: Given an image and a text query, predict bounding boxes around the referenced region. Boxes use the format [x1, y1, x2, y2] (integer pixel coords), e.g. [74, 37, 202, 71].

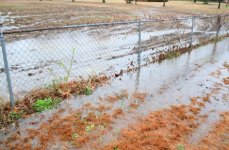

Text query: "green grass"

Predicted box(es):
[32, 98, 60, 112]
[85, 86, 93, 95]
[85, 124, 95, 132]
[177, 144, 185, 150]
[8, 111, 24, 120]
[113, 146, 119, 150]
[72, 133, 79, 140]
[166, 51, 181, 59]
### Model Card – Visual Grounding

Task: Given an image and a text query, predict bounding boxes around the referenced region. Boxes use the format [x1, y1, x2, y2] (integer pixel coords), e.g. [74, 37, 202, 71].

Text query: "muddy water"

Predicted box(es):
[0, 38, 228, 149]
[94, 38, 229, 148]
[1, 16, 227, 102]
[0, 22, 193, 101]
[0, 20, 226, 101]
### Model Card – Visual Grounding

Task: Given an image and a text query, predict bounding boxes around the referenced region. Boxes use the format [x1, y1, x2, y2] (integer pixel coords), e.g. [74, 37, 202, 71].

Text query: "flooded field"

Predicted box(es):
[0, 1, 229, 149]
[1, 15, 228, 101]
[0, 37, 228, 149]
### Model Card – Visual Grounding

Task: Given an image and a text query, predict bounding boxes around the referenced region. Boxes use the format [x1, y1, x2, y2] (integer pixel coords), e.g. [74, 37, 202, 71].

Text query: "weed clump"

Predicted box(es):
[85, 124, 95, 132]
[166, 51, 181, 59]
[177, 144, 185, 150]
[8, 111, 24, 120]
[32, 98, 60, 112]
[85, 86, 93, 95]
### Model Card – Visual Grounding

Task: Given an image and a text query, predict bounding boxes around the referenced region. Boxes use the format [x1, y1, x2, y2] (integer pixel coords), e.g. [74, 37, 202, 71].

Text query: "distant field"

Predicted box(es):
[0, 0, 228, 31]
[0, 0, 228, 15]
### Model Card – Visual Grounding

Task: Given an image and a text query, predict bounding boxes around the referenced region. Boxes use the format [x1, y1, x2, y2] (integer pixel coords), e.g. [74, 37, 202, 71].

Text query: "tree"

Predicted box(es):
[163, 0, 166, 7]
[227, 0, 229, 7]
[203, 0, 208, 4]
[194, 0, 197, 3]
[135, 0, 137, 5]
[218, 0, 222, 9]
[102, 0, 105, 3]
[218, 0, 221, 9]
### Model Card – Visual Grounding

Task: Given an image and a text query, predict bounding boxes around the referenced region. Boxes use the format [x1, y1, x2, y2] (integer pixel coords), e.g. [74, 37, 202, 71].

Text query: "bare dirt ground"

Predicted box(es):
[0, 0, 229, 31]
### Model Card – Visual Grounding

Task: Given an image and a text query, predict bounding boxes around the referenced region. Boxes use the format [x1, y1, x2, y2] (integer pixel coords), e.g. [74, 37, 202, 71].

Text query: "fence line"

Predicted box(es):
[0, 14, 229, 108]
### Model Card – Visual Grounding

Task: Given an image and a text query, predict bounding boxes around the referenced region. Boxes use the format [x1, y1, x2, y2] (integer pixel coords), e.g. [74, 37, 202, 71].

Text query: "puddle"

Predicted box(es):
[0, 13, 20, 31]
[0, 37, 228, 149]
[0, 22, 192, 100]
[1, 18, 227, 102]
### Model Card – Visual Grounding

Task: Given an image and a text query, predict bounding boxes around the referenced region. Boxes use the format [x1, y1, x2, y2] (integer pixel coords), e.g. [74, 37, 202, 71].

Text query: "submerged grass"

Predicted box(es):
[223, 62, 229, 70]
[1, 80, 226, 149]
[0, 35, 228, 130]
[0, 75, 109, 130]
[2, 106, 113, 149]
[195, 112, 229, 149]
[158, 34, 229, 62]
[102, 104, 199, 150]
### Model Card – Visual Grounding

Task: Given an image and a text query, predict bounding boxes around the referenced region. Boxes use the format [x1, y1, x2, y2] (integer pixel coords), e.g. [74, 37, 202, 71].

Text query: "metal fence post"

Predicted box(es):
[190, 16, 195, 48]
[137, 20, 142, 66]
[0, 32, 15, 108]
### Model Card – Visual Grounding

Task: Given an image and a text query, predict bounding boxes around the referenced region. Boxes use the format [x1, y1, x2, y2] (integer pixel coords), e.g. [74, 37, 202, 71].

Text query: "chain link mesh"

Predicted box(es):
[0, 15, 229, 104]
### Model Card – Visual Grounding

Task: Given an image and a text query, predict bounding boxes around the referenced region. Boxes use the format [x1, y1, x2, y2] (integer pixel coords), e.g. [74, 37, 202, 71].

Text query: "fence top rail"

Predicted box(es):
[1, 14, 229, 35]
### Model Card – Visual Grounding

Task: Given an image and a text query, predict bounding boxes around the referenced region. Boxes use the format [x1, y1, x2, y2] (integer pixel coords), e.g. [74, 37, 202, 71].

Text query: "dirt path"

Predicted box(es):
[0, 37, 228, 149]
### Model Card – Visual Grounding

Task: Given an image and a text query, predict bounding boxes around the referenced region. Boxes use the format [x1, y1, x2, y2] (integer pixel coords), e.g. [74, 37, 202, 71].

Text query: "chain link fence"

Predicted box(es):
[1, 14, 229, 106]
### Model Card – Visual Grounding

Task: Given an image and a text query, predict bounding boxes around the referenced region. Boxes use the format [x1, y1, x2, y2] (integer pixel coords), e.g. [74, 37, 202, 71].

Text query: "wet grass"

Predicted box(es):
[101, 86, 227, 150]
[2, 105, 113, 149]
[1, 75, 228, 149]
[0, 34, 228, 139]
[223, 77, 229, 85]
[0, 91, 146, 149]
[105, 90, 129, 103]
[0, 75, 109, 130]
[157, 34, 229, 62]
[102, 104, 199, 150]
[223, 62, 229, 70]
[165, 51, 181, 59]
[195, 112, 229, 149]
[1, 35, 228, 130]
[32, 98, 61, 112]
[177, 144, 185, 150]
